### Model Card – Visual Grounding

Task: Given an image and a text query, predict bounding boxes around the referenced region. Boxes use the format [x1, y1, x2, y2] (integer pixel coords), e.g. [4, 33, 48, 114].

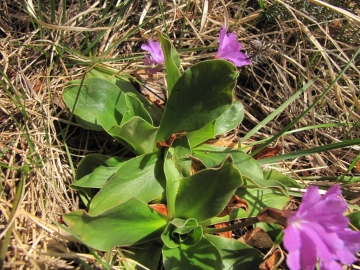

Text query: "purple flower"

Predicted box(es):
[141, 39, 165, 74]
[284, 185, 360, 270]
[214, 26, 251, 67]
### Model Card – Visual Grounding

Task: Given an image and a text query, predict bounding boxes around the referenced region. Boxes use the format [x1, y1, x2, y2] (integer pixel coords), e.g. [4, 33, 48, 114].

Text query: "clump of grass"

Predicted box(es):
[0, 0, 359, 268]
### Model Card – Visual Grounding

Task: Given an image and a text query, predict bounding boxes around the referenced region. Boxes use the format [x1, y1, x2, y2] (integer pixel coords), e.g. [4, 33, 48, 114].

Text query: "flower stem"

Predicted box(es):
[203, 217, 260, 234]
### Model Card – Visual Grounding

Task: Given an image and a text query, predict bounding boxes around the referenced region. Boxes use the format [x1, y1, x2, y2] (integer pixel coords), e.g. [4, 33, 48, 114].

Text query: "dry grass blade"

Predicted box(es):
[307, 0, 360, 23]
[1, 0, 359, 268]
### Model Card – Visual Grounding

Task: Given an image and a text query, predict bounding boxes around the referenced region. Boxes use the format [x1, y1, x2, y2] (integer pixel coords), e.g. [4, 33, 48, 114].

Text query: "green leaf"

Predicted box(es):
[162, 237, 222, 270]
[63, 198, 168, 250]
[263, 169, 302, 188]
[86, 67, 162, 125]
[174, 155, 243, 222]
[88, 152, 166, 216]
[108, 117, 159, 155]
[72, 154, 128, 189]
[63, 78, 126, 131]
[164, 137, 192, 217]
[121, 94, 153, 125]
[348, 211, 360, 230]
[192, 144, 264, 181]
[124, 241, 163, 270]
[205, 235, 263, 270]
[187, 100, 244, 147]
[161, 218, 202, 248]
[157, 31, 181, 94]
[192, 145, 288, 194]
[186, 122, 216, 148]
[236, 188, 289, 217]
[64, 77, 161, 154]
[166, 136, 192, 179]
[156, 60, 237, 143]
[214, 100, 244, 136]
[206, 187, 290, 226]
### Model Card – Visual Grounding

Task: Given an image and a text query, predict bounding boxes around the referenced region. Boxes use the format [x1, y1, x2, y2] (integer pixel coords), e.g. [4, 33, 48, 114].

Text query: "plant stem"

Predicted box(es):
[203, 217, 260, 234]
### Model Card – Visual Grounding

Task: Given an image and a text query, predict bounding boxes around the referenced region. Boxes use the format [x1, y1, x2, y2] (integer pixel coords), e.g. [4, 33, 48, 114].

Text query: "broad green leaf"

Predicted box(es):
[236, 188, 289, 217]
[86, 67, 162, 125]
[121, 94, 153, 126]
[161, 218, 202, 248]
[108, 117, 159, 155]
[156, 60, 237, 143]
[263, 169, 302, 188]
[244, 177, 287, 195]
[63, 78, 126, 131]
[187, 100, 244, 147]
[348, 211, 360, 230]
[192, 145, 288, 194]
[124, 241, 163, 270]
[164, 137, 192, 217]
[157, 31, 181, 94]
[174, 155, 243, 222]
[192, 144, 264, 181]
[165, 136, 192, 179]
[63, 198, 168, 250]
[89, 152, 165, 216]
[214, 100, 244, 136]
[186, 121, 216, 148]
[206, 187, 289, 225]
[64, 78, 160, 154]
[205, 235, 263, 270]
[71, 154, 129, 207]
[162, 237, 222, 270]
[72, 154, 128, 189]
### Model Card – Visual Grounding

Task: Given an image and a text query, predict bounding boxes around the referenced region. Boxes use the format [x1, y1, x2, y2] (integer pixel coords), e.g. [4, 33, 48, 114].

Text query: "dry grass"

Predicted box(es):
[0, 0, 360, 268]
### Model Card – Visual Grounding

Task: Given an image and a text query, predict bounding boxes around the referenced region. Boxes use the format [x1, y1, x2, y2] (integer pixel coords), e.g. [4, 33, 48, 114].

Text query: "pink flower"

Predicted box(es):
[141, 39, 165, 74]
[214, 26, 251, 67]
[284, 185, 360, 270]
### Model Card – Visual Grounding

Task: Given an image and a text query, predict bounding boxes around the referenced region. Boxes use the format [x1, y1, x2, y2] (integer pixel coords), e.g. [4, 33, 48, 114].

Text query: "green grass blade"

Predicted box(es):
[240, 78, 317, 143]
[258, 138, 360, 164]
[0, 165, 27, 268]
[250, 46, 360, 157]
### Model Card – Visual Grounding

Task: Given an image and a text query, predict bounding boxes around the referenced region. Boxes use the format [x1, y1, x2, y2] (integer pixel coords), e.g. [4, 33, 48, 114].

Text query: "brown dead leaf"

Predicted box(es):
[218, 195, 248, 217]
[353, 160, 360, 175]
[252, 145, 281, 160]
[300, 170, 311, 176]
[134, 69, 167, 108]
[33, 78, 42, 92]
[149, 204, 168, 216]
[307, 153, 327, 173]
[52, 93, 66, 110]
[239, 227, 273, 249]
[156, 132, 187, 149]
[6, 68, 16, 78]
[257, 207, 290, 227]
[206, 133, 238, 149]
[214, 222, 232, 238]
[186, 154, 206, 175]
[259, 249, 282, 270]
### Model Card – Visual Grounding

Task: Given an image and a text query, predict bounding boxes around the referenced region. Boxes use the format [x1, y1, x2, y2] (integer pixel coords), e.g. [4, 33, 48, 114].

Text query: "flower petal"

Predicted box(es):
[284, 185, 360, 270]
[141, 39, 165, 74]
[298, 229, 318, 270]
[215, 26, 250, 67]
[218, 52, 251, 67]
[320, 260, 343, 270]
[284, 224, 301, 252]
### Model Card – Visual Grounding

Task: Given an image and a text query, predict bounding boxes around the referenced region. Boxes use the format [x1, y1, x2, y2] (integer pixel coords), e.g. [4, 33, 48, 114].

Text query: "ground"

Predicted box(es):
[0, 0, 360, 269]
